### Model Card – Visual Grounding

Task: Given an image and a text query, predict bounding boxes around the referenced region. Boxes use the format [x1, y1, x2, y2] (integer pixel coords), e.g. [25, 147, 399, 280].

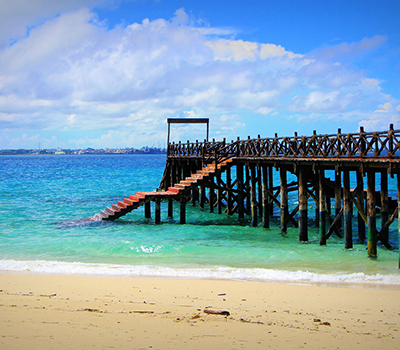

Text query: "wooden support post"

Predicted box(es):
[298, 167, 308, 242]
[216, 172, 222, 214]
[357, 171, 366, 243]
[257, 164, 263, 218]
[237, 163, 244, 219]
[326, 196, 331, 216]
[315, 181, 320, 228]
[191, 187, 197, 207]
[319, 169, 326, 245]
[251, 163, 258, 227]
[168, 198, 173, 218]
[367, 171, 377, 257]
[155, 199, 161, 224]
[335, 172, 342, 232]
[398, 174, 400, 268]
[380, 170, 389, 243]
[269, 166, 274, 215]
[262, 164, 270, 228]
[209, 175, 214, 213]
[170, 160, 175, 187]
[145, 201, 151, 219]
[180, 198, 186, 224]
[226, 166, 232, 215]
[280, 168, 288, 234]
[200, 185, 205, 210]
[343, 170, 353, 249]
[245, 165, 251, 213]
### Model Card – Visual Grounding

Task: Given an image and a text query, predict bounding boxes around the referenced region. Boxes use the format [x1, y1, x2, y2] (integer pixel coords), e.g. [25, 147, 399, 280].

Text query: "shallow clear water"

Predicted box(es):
[0, 154, 399, 286]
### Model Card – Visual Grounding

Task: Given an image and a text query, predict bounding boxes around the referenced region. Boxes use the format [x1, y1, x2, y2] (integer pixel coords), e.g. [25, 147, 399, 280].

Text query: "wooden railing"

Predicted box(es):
[167, 125, 400, 165]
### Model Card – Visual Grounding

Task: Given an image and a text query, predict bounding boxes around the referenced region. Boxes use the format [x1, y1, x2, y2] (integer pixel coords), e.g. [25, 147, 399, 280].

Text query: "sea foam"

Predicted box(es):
[1, 259, 399, 287]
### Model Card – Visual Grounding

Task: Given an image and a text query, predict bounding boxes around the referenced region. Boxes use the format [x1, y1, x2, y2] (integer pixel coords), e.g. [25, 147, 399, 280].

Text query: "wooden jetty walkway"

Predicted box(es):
[92, 122, 400, 267]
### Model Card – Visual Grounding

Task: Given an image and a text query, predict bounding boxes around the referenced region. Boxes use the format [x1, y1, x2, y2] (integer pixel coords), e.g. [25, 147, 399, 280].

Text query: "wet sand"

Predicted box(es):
[1, 274, 399, 349]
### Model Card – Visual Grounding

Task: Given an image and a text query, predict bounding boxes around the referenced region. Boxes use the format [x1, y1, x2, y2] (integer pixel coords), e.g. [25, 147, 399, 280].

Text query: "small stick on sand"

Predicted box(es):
[203, 309, 230, 316]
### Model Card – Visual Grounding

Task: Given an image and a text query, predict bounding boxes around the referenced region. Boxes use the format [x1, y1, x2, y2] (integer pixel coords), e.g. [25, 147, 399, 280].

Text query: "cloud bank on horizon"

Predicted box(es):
[0, 0, 399, 149]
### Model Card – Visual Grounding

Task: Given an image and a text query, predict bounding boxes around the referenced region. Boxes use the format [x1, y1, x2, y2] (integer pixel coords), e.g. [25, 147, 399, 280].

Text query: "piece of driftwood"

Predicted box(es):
[203, 309, 230, 316]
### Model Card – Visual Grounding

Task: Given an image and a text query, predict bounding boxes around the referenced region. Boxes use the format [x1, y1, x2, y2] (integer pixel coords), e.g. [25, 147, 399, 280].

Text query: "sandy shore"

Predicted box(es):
[0, 274, 399, 349]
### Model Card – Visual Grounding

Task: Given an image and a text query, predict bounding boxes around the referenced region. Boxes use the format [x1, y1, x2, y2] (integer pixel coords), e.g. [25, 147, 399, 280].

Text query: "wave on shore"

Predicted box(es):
[1, 259, 399, 287]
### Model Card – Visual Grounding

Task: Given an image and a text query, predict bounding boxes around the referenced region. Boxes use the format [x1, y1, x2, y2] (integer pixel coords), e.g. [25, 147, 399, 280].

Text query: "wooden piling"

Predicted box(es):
[269, 166, 274, 216]
[357, 171, 365, 243]
[380, 170, 389, 243]
[209, 175, 214, 214]
[298, 167, 308, 242]
[398, 173, 400, 269]
[335, 172, 342, 232]
[216, 172, 222, 215]
[155, 199, 161, 224]
[262, 164, 270, 228]
[280, 168, 288, 234]
[199, 185, 205, 210]
[226, 166, 232, 215]
[237, 164, 244, 219]
[145, 201, 151, 219]
[343, 170, 352, 249]
[180, 198, 186, 224]
[245, 165, 251, 213]
[168, 198, 173, 218]
[251, 163, 258, 227]
[319, 169, 326, 245]
[367, 171, 377, 257]
[257, 164, 263, 218]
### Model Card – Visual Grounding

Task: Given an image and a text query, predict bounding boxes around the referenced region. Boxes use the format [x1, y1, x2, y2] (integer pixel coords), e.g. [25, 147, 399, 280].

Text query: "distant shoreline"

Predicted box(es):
[0, 148, 167, 156]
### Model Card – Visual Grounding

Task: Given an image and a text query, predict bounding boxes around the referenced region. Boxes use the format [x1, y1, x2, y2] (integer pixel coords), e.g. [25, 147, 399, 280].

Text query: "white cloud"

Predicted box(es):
[0, 0, 102, 48]
[359, 101, 400, 130]
[0, 7, 397, 148]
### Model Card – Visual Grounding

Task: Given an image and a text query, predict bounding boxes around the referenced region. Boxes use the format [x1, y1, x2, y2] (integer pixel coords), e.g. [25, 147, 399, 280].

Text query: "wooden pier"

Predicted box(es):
[94, 123, 400, 268]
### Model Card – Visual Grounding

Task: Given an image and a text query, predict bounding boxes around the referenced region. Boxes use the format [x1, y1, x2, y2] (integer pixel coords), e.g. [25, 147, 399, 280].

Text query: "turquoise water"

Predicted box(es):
[0, 154, 399, 285]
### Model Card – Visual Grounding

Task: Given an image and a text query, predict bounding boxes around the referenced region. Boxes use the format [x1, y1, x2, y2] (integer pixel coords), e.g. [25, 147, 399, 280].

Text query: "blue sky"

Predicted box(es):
[0, 0, 399, 149]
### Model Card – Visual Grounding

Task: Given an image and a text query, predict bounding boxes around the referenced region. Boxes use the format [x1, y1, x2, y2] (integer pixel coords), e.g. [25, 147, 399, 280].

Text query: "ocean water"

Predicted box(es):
[0, 154, 399, 286]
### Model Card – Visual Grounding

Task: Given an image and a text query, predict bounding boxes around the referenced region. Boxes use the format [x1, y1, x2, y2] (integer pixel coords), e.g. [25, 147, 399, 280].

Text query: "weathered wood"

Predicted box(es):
[319, 169, 326, 245]
[257, 164, 263, 218]
[334, 172, 342, 233]
[343, 170, 352, 249]
[226, 166, 232, 215]
[280, 168, 288, 234]
[237, 164, 244, 219]
[380, 170, 389, 243]
[298, 167, 308, 242]
[168, 198, 173, 218]
[145, 201, 151, 219]
[326, 208, 344, 239]
[209, 174, 214, 213]
[180, 198, 186, 224]
[367, 171, 377, 258]
[398, 173, 400, 268]
[262, 164, 269, 228]
[268, 166, 274, 216]
[251, 163, 258, 227]
[216, 172, 222, 215]
[245, 165, 251, 213]
[155, 199, 161, 224]
[356, 171, 366, 243]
